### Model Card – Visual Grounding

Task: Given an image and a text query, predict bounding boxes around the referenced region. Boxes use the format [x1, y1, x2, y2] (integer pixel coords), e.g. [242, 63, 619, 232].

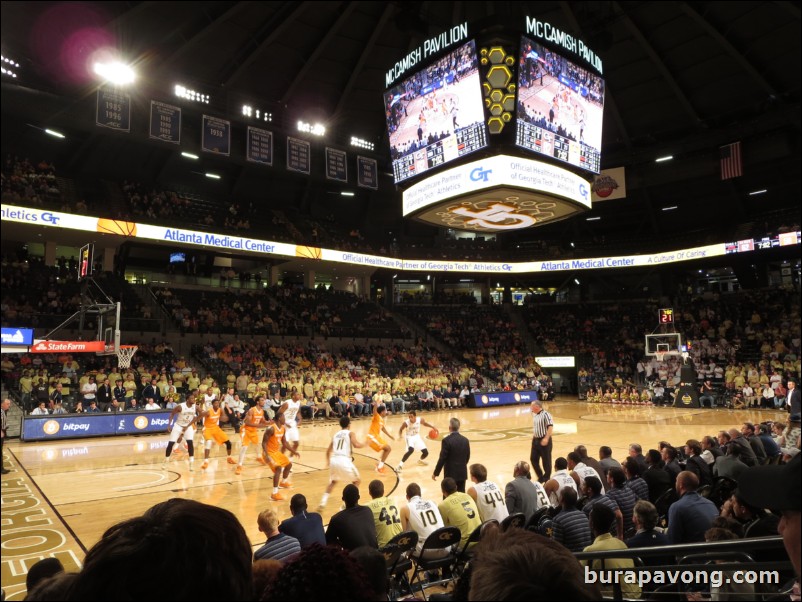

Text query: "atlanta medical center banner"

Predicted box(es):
[3, 204, 799, 275]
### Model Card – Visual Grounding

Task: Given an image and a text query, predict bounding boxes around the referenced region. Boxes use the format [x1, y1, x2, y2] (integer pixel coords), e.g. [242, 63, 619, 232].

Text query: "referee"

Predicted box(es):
[530, 400, 553, 483]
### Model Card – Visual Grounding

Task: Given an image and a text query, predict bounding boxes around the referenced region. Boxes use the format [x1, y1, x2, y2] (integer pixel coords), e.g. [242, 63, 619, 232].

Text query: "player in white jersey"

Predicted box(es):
[318, 416, 366, 511]
[278, 392, 302, 457]
[397, 410, 438, 473]
[567, 451, 605, 494]
[467, 463, 509, 523]
[163, 393, 199, 471]
[400, 482, 448, 559]
[544, 457, 579, 507]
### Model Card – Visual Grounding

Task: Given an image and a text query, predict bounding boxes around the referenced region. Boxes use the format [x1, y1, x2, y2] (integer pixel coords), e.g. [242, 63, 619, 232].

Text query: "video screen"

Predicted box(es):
[169, 252, 186, 263]
[385, 40, 488, 184]
[515, 36, 605, 173]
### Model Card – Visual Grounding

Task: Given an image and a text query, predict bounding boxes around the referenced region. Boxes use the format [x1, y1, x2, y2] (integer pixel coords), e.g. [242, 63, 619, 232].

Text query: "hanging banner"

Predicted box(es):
[357, 156, 379, 189]
[591, 167, 626, 202]
[287, 137, 311, 174]
[246, 127, 273, 165]
[325, 148, 348, 182]
[149, 101, 181, 144]
[202, 115, 231, 156]
[95, 87, 131, 132]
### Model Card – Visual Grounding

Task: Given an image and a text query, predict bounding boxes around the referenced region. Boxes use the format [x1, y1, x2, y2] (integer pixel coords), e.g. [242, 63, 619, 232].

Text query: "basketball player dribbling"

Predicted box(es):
[397, 410, 437, 473]
[163, 392, 199, 471]
[280, 391, 303, 459]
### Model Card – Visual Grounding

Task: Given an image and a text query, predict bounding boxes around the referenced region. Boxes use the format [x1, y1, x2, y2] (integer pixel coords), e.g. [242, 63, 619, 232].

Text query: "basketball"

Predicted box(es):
[96, 218, 137, 237]
[428, 428, 439, 440]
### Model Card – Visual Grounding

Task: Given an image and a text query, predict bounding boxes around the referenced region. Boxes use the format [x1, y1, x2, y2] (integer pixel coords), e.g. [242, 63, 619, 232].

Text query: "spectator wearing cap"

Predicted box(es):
[738, 454, 800, 579]
[325, 484, 378, 551]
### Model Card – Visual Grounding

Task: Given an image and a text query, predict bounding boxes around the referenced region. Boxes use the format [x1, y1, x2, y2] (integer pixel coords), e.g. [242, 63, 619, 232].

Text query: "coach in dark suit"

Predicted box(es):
[432, 417, 470, 492]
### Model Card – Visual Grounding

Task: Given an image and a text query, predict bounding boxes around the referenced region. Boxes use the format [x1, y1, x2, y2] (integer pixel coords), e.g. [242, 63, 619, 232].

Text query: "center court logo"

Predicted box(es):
[134, 416, 149, 430]
[43, 420, 60, 435]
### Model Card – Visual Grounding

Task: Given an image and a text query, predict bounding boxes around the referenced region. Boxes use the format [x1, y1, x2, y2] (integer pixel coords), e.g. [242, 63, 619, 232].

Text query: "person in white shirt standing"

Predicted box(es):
[544, 457, 579, 507]
[280, 391, 303, 458]
[163, 393, 199, 471]
[467, 463, 509, 523]
[318, 416, 366, 511]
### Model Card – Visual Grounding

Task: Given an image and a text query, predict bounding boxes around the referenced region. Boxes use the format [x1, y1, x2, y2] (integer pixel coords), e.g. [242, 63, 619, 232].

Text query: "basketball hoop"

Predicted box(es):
[116, 345, 138, 369]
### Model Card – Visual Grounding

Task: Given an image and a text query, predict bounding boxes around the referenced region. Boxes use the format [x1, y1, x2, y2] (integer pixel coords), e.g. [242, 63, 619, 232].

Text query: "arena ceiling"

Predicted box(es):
[1, 1, 800, 247]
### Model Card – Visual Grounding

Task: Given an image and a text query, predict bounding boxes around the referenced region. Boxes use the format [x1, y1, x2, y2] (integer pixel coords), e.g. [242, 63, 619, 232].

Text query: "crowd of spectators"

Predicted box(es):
[1, 155, 63, 207]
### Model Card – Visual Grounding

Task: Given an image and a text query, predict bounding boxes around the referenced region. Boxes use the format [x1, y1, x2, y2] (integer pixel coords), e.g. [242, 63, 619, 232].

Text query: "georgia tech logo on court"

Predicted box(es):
[481, 395, 489, 405]
[134, 416, 149, 430]
[43, 420, 60, 435]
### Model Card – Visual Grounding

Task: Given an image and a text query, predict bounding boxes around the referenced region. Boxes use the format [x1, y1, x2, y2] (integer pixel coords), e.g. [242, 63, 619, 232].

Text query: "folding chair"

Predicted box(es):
[525, 506, 551, 532]
[409, 526, 461, 601]
[382, 530, 418, 599]
[654, 488, 678, 529]
[499, 512, 526, 532]
[451, 519, 497, 579]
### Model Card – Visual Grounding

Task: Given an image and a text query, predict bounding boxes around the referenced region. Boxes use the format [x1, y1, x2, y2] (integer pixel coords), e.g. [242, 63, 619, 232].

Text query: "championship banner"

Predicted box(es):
[325, 147, 347, 182]
[287, 137, 311, 174]
[202, 115, 231, 156]
[246, 127, 273, 165]
[149, 101, 181, 144]
[591, 167, 626, 202]
[96, 87, 131, 132]
[357, 156, 378, 189]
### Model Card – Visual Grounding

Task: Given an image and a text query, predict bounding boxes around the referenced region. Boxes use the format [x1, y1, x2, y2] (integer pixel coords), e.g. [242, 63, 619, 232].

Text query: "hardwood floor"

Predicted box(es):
[1, 398, 786, 600]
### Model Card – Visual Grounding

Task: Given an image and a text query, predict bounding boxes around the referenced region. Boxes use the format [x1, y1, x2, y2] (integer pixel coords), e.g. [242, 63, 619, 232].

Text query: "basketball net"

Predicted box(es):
[654, 352, 666, 364]
[116, 345, 138, 369]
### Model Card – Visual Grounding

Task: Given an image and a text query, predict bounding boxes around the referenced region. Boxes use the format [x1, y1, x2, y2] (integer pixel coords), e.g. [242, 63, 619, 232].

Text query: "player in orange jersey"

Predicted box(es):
[367, 404, 395, 473]
[199, 398, 237, 470]
[261, 412, 297, 501]
[236, 395, 271, 475]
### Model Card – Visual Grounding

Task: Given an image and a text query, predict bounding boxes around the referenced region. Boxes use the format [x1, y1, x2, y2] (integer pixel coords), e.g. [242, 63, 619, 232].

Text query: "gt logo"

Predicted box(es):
[450, 203, 536, 230]
[470, 167, 492, 182]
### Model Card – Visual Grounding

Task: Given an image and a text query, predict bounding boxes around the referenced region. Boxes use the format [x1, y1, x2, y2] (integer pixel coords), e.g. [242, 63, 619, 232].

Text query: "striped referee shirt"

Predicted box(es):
[532, 409, 553, 438]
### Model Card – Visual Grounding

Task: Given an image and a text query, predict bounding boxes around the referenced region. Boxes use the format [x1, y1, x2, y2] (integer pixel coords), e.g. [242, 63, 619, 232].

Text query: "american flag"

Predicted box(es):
[720, 141, 742, 180]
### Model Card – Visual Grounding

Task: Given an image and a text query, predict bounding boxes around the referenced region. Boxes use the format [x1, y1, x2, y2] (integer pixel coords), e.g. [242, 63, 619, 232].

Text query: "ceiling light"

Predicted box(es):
[93, 61, 136, 85]
[574, 279, 580, 285]
[662, 206, 678, 211]
[748, 189, 767, 196]
[174, 84, 210, 104]
[586, 216, 601, 221]
[350, 136, 374, 151]
[297, 121, 325, 136]
[341, 191, 355, 197]
[205, 173, 221, 180]
[45, 129, 65, 139]
[181, 152, 199, 160]
[655, 155, 673, 163]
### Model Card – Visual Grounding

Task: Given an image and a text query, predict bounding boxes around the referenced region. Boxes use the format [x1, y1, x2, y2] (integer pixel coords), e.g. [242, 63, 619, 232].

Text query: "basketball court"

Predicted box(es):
[1, 398, 785, 599]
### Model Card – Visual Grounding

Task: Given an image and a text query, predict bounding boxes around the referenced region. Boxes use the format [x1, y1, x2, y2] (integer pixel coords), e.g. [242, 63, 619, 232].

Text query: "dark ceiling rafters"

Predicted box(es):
[332, 4, 395, 120]
[280, 2, 358, 106]
[221, 2, 308, 89]
[613, 1, 704, 127]
[155, 3, 251, 76]
[678, 2, 776, 98]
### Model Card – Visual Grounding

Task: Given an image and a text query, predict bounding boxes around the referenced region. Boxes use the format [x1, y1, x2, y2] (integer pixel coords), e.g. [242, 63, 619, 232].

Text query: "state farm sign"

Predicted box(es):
[30, 340, 106, 353]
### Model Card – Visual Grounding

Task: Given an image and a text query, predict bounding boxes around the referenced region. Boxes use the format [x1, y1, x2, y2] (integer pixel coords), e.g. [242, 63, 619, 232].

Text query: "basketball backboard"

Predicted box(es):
[98, 301, 121, 355]
[644, 332, 682, 357]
